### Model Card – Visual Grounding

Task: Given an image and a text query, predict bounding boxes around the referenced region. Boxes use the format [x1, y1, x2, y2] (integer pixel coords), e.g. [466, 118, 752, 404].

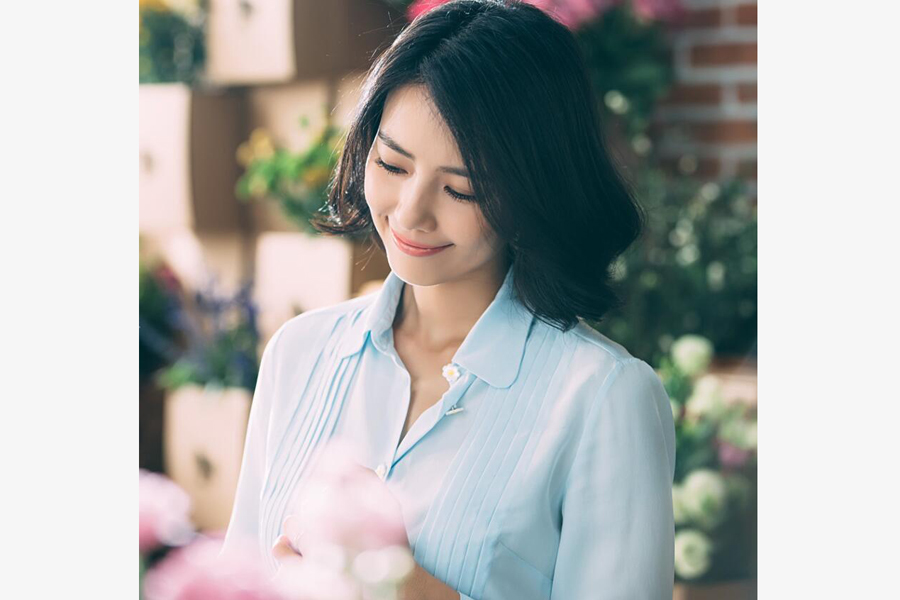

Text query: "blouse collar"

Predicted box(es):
[338, 264, 534, 389]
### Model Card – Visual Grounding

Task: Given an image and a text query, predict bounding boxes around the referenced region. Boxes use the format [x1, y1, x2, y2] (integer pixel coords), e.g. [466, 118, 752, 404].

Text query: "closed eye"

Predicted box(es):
[374, 158, 476, 202]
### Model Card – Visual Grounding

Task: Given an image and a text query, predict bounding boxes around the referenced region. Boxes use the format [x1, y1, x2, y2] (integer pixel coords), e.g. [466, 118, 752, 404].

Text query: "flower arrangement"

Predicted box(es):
[139, 0, 206, 84]
[657, 334, 757, 583]
[591, 169, 758, 366]
[139, 440, 415, 600]
[235, 119, 352, 236]
[140, 257, 186, 381]
[156, 276, 260, 393]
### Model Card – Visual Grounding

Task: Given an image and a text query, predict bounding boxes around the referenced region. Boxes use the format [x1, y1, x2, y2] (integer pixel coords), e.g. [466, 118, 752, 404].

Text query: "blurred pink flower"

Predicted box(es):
[717, 439, 751, 470]
[632, 0, 686, 23]
[140, 469, 194, 554]
[144, 535, 289, 600]
[533, 0, 621, 29]
[407, 0, 450, 20]
[407, 0, 683, 28]
[286, 439, 409, 557]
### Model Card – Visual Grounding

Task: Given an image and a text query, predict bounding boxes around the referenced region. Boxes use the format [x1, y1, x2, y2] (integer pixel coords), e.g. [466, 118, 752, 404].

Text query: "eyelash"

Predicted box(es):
[374, 158, 476, 202]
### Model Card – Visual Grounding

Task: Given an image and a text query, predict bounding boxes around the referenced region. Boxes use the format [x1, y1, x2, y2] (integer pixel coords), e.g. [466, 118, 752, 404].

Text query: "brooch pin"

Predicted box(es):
[442, 362, 461, 384]
[442, 363, 464, 416]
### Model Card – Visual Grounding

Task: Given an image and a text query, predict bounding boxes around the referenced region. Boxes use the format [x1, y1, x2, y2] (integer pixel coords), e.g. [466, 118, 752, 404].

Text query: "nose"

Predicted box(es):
[391, 175, 438, 233]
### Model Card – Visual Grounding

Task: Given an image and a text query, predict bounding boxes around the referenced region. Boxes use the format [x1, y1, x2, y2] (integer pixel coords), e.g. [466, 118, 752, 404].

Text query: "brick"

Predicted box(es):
[691, 43, 757, 66]
[681, 8, 723, 29]
[736, 3, 758, 26]
[737, 83, 757, 103]
[659, 83, 723, 106]
[690, 120, 757, 143]
[737, 159, 757, 180]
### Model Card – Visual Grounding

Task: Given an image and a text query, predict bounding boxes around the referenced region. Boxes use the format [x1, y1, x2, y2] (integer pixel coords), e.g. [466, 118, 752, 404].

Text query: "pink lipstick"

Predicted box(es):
[390, 228, 452, 257]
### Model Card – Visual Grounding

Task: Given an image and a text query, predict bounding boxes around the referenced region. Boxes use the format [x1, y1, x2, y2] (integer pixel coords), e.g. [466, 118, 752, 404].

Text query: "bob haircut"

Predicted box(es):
[312, 0, 646, 333]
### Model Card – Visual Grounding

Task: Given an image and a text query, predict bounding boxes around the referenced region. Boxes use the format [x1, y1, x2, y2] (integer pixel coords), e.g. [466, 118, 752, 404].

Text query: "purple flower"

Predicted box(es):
[717, 438, 751, 469]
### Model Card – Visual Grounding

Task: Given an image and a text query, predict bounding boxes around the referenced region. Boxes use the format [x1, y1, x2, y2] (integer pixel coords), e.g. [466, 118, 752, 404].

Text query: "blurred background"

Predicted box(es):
[138, 1, 757, 598]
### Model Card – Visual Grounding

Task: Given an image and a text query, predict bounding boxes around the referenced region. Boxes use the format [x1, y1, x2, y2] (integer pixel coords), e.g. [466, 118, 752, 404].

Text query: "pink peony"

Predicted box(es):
[285, 439, 409, 557]
[406, 0, 451, 20]
[139, 469, 194, 554]
[406, 0, 684, 28]
[407, 0, 621, 30]
[144, 535, 289, 600]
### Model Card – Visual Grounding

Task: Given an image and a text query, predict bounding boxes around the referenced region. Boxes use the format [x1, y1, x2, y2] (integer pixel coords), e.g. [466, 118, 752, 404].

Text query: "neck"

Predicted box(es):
[394, 261, 510, 352]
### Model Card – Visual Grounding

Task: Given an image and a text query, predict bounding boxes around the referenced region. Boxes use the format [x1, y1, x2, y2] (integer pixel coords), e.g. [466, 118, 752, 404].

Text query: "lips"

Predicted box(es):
[390, 228, 452, 257]
[390, 228, 449, 249]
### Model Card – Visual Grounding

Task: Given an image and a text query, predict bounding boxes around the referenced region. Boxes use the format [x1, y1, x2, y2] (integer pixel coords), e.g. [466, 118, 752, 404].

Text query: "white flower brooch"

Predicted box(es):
[442, 363, 464, 416]
[441, 363, 462, 384]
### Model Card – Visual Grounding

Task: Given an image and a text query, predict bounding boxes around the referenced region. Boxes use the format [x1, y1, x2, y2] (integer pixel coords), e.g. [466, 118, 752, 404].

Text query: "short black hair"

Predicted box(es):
[312, 0, 645, 332]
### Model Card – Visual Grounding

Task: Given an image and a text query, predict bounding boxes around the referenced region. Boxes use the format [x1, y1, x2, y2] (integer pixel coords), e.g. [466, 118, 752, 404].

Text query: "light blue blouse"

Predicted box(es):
[222, 264, 676, 599]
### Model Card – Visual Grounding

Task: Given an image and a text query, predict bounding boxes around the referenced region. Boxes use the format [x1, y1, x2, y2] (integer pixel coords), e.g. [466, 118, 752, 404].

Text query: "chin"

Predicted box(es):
[388, 256, 453, 287]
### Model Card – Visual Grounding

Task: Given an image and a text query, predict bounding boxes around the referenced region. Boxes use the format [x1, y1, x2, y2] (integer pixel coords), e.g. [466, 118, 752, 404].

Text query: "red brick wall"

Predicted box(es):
[654, 0, 757, 191]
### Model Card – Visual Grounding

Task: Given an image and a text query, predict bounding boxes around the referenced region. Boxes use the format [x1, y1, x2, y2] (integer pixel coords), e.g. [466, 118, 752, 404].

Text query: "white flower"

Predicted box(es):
[685, 375, 728, 424]
[672, 485, 689, 525]
[670, 334, 713, 377]
[674, 529, 712, 580]
[680, 469, 729, 531]
[670, 399, 681, 423]
[700, 182, 721, 202]
[675, 244, 700, 266]
[719, 415, 758, 451]
[707, 261, 726, 291]
[441, 363, 461, 383]
[604, 90, 630, 114]
[743, 420, 757, 449]
[631, 134, 652, 156]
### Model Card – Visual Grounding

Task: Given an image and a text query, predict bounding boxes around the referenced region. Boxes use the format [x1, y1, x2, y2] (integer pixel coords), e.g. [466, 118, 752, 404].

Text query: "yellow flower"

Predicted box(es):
[248, 174, 269, 197]
[140, 0, 169, 11]
[249, 128, 275, 160]
[301, 165, 331, 189]
[235, 142, 255, 168]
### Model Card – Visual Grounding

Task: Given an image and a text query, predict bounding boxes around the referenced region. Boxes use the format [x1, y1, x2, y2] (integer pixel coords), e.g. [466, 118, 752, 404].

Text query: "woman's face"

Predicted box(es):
[364, 84, 505, 286]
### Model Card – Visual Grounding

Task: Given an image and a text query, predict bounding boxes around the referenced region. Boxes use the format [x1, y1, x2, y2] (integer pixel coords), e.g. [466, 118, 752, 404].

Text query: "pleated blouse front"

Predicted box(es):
[222, 264, 677, 600]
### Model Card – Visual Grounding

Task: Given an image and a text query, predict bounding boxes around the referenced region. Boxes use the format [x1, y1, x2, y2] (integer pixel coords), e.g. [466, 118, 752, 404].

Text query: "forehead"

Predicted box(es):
[379, 84, 462, 161]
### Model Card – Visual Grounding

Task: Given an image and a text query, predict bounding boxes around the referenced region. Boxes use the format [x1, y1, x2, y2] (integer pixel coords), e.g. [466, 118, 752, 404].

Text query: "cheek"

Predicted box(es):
[453, 209, 498, 250]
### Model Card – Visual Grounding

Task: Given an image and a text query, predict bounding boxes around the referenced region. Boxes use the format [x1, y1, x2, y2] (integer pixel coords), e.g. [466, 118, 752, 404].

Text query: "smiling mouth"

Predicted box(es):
[389, 227, 451, 250]
[390, 228, 453, 256]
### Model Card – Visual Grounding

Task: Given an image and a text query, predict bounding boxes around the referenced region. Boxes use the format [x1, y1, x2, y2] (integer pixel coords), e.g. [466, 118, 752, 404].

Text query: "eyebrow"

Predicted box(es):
[376, 130, 470, 177]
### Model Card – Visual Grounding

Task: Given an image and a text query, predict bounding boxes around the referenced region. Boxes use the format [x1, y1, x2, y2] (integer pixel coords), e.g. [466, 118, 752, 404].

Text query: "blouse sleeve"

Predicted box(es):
[219, 324, 286, 563]
[550, 358, 676, 600]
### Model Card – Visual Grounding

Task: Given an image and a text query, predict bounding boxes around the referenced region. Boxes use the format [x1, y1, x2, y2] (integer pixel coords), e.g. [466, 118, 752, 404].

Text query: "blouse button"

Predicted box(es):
[375, 464, 388, 480]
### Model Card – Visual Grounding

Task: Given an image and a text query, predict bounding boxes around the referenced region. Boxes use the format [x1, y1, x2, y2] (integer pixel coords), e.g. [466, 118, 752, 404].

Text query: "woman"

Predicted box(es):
[222, 1, 676, 598]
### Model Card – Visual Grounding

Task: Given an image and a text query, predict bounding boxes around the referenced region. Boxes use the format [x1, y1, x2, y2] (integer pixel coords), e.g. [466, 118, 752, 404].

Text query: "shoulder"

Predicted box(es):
[566, 318, 638, 363]
[545, 317, 648, 384]
[262, 291, 379, 366]
[553, 322, 675, 480]
[541, 318, 666, 413]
